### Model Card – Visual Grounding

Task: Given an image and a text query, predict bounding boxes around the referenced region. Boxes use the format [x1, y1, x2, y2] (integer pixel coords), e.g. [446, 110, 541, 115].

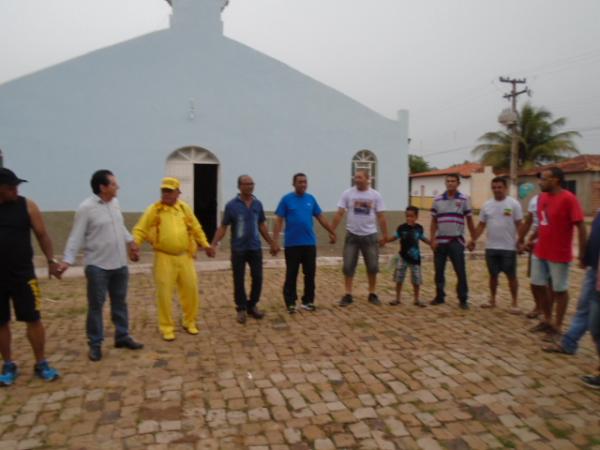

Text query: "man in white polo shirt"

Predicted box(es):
[470, 177, 523, 311]
[331, 170, 388, 307]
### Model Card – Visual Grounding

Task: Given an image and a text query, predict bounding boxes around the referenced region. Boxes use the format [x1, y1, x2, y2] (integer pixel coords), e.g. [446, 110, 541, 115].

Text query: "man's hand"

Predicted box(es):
[128, 242, 140, 262]
[205, 246, 216, 258]
[431, 240, 438, 252]
[328, 232, 336, 244]
[270, 242, 280, 256]
[49, 261, 63, 279]
[467, 240, 476, 252]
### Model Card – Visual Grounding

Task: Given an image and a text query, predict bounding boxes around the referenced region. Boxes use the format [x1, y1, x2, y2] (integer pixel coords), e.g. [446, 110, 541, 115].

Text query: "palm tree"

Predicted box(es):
[472, 103, 580, 170]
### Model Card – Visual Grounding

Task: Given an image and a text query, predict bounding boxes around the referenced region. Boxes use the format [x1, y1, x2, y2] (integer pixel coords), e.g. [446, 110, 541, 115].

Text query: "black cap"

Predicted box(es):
[0, 168, 27, 186]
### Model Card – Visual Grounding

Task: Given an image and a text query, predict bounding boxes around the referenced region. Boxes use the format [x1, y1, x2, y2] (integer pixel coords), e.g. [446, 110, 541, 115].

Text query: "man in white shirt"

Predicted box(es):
[470, 177, 523, 311]
[59, 170, 142, 361]
[331, 170, 388, 307]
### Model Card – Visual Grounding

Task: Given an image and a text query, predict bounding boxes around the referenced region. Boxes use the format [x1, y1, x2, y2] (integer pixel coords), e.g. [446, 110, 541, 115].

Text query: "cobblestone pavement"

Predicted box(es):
[1, 258, 599, 450]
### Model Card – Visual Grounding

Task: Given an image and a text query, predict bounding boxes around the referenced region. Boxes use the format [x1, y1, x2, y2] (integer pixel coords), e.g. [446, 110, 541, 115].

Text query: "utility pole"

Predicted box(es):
[499, 76, 528, 198]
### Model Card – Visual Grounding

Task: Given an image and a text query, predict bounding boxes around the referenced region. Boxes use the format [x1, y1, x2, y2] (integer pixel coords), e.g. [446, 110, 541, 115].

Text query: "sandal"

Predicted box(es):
[481, 303, 496, 309]
[414, 301, 426, 308]
[526, 310, 540, 319]
[509, 307, 522, 315]
[389, 300, 401, 306]
[542, 342, 572, 355]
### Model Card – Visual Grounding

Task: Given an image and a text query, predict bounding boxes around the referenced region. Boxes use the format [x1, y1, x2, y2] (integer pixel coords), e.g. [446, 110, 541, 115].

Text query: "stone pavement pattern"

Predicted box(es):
[1, 259, 599, 450]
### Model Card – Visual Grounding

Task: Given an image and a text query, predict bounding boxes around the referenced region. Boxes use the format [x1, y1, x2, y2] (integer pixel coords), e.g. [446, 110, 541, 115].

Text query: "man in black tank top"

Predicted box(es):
[0, 168, 62, 386]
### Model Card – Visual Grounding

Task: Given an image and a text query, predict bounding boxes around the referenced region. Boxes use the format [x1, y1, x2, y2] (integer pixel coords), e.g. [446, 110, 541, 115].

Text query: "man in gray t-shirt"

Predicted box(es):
[470, 177, 523, 311]
[331, 170, 388, 307]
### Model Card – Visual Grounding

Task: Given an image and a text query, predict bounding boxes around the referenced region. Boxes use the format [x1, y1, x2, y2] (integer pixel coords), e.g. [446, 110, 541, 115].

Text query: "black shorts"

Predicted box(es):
[485, 249, 517, 278]
[0, 277, 42, 324]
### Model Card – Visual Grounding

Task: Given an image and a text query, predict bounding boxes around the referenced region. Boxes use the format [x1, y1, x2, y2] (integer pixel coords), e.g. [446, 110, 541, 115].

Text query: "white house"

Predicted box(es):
[0, 0, 409, 239]
[409, 163, 494, 210]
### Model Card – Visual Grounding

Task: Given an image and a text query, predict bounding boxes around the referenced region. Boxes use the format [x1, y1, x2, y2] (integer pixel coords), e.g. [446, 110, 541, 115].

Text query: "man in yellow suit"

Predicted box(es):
[133, 177, 215, 341]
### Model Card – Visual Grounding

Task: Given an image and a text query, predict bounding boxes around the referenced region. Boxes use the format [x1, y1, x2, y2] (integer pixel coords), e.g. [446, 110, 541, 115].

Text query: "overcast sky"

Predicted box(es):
[1, 0, 599, 168]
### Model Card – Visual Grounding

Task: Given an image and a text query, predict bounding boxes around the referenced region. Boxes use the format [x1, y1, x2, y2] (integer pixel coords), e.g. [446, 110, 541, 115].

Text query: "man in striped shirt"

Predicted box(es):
[430, 174, 475, 309]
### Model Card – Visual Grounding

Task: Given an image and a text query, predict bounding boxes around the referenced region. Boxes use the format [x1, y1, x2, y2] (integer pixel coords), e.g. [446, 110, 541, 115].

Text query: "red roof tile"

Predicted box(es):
[518, 154, 600, 176]
[410, 162, 484, 178]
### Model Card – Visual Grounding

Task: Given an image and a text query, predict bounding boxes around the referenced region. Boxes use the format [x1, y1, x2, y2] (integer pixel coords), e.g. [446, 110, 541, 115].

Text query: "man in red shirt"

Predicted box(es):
[530, 167, 586, 340]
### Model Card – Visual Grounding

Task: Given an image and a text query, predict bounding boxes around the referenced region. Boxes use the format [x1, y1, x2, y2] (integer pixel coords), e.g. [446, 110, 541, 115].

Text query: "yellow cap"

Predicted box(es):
[160, 177, 181, 190]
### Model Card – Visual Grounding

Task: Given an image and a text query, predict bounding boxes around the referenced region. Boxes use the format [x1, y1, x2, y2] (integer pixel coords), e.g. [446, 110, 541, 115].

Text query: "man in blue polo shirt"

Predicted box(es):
[273, 173, 336, 314]
[211, 175, 279, 324]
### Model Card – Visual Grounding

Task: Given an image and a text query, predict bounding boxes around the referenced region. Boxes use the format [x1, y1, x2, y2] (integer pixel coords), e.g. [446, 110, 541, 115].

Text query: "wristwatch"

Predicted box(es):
[48, 258, 59, 265]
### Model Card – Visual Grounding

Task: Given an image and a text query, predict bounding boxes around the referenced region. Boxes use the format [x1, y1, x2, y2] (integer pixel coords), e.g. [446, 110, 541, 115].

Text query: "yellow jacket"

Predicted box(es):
[133, 200, 209, 257]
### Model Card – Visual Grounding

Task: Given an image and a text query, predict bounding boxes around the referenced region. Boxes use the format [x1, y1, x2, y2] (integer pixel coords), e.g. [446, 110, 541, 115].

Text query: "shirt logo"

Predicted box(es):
[503, 208, 512, 216]
[353, 200, 372, 216]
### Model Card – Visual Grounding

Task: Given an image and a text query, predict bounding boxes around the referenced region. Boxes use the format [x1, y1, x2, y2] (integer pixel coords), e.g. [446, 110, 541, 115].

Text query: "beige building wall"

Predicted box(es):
[469, 166, 494, 209]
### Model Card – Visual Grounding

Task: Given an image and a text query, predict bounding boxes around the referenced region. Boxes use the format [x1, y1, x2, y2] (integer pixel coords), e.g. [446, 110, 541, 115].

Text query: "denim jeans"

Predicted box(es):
[589, 292, 600, 356]
[561, 267, 596, 354]
[85, 265, 129, 347]
[434, 239, 468, 303]
[231, 250, 263, 311]
[283, 246, 317, 307]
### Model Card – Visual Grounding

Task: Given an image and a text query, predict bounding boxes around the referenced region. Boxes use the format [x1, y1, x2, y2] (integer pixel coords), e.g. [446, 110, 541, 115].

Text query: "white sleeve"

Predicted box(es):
[336, 190, 349, 210]
[63, 205, 88, 265]
[513, 199, 524, 221]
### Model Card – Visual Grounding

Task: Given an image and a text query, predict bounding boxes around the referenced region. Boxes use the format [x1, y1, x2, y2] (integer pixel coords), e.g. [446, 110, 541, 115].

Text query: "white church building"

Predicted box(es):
[0, 0, 409, 239]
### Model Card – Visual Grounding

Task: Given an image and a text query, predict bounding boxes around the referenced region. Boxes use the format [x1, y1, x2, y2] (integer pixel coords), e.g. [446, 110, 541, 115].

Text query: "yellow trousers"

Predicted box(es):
[153, 252, 200, 335]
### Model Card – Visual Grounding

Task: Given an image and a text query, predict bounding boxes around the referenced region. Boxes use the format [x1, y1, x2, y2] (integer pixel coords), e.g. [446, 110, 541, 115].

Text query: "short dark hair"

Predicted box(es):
[445, 173, 460, 182]
[91, 170, 113, 195]
[292, 172, 307, 183]
[546, 167, 565, 183]
[491, 176, 508, 187]
[405, 205, 419, 216]
[237, 174, 250, 187]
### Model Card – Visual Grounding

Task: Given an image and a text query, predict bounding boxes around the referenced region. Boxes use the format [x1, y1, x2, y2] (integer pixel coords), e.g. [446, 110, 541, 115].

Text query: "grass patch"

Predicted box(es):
[545, 420, 572, 439]
[497, 436, 516, 448]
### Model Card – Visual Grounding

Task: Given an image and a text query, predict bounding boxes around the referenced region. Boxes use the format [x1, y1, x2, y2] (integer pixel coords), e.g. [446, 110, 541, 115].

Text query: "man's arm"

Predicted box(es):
[330, 207, 346, 232]
[272, 216, 284, 246]
[377, 211, 389, 246]
[259, 222, 279, 255]
[316, 214, 336, 244]
[27, 199, 61, 279]
[466, 215, 476, 239]
[576, 221, 587, 267]
[430, 216, 438, 251]
[211, 224, 229, 253]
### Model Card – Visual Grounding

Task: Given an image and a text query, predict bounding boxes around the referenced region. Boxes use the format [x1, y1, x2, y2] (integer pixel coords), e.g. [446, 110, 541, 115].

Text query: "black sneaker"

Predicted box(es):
[300, 303, 316, 312]
[430, 298, 445, 305]
[368, 293, 381, 306]
[339, 294, 353, 307]
[459, 301, 469, 310]
[581, 375, 600, 389]
[287, 304, 297, 314]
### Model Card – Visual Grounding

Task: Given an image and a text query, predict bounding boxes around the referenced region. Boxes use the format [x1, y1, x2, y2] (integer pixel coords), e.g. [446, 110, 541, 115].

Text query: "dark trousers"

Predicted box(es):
[84, 265, 130, 347]
[231, 250, 263, 311]
[434, 240, 468, 303]
[283, 246, 317, 307]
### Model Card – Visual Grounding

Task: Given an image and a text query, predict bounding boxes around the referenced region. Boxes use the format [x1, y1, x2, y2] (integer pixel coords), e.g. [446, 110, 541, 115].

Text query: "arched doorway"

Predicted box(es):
[352, 150, 377, 189]
[165, 146, 219, 241]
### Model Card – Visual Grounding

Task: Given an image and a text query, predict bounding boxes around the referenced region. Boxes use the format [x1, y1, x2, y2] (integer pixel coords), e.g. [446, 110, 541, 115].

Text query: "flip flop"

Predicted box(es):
[526, 311, 540, 319]
[542, 343, 572, 355]
[414, 301, 427, 308]
[389, 300, 401, 306]
[509, 307, 522, 315]
[481, 303, 496, 309]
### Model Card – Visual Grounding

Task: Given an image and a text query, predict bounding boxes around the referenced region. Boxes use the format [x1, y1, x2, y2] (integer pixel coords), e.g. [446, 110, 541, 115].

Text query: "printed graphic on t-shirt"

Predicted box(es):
[353, 200, 373, 215]
[503, 208, 512, 216]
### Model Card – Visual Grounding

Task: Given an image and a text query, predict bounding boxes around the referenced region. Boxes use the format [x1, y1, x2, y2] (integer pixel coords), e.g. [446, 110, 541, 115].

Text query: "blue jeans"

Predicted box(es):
[85, 265, 130, 347]
[561, 267, 596, 354]
[590, 294, 600, 356]
[434, 240, 468, 303]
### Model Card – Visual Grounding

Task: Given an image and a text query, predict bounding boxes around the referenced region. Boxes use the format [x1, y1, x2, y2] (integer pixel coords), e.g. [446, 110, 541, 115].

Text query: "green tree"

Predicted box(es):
[409, 154, 435, 174]
[472, 103, 580, 170]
